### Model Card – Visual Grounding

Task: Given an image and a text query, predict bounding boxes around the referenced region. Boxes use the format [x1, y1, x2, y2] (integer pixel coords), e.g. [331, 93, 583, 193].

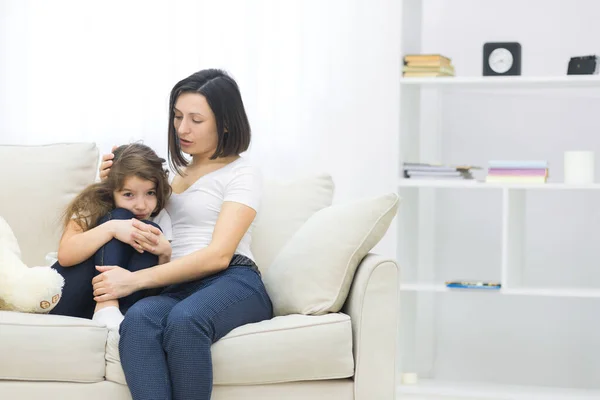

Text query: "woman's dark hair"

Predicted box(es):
[167, 69, 251, 174]
[63, 143, 171, 231]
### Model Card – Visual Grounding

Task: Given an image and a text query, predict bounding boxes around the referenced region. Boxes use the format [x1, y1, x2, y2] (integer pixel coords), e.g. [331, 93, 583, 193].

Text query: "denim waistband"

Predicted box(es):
[230, 254, 260, 275]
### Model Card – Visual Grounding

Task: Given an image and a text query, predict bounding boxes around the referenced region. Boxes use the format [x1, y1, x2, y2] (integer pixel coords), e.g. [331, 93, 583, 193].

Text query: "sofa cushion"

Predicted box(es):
[0, 216, 21, 260]
[0, 143, 99, 267]
[105, 313, 354, 386]
[263, 193, 399, 316]
[0, 310, 107, 382]
[251, 174, 334, 273]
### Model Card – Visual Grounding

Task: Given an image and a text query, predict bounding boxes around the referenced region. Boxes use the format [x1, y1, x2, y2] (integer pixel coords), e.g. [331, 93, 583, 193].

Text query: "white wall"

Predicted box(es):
[0, 0, 401, 257]
[417, 0, 600, 389]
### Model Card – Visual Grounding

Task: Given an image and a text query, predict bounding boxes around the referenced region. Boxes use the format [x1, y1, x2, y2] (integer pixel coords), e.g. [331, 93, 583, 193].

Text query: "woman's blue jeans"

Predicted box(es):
[119, 261, 273, 400]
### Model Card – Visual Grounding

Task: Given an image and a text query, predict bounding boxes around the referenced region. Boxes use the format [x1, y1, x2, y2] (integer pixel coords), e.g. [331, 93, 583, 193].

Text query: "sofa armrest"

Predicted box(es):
[342, 253, 399, 400]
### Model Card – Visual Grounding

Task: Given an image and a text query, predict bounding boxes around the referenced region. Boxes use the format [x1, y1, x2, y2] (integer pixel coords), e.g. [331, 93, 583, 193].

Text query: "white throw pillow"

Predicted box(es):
[251, 174, 334, 273]
[263, 193, 400, 316]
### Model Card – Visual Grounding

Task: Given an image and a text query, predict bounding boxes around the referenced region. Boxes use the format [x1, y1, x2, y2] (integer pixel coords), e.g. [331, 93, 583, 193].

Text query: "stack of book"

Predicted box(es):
[403, 163, 477, 180]
[403, 54, 455, 78]
[485, 160, 548, 183]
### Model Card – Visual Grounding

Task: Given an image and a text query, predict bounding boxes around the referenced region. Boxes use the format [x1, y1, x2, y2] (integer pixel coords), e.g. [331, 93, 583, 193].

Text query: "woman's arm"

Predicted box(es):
[91, 201, 256, 300]
[138, 201, 255, 288]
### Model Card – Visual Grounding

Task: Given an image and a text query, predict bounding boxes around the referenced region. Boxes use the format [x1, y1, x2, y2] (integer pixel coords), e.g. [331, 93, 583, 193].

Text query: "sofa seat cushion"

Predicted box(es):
[0, 311, 107, 382]
[106, 312, 354, 386]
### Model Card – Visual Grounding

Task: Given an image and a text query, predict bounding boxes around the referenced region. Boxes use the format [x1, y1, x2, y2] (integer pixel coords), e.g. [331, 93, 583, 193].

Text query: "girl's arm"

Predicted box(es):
[136, 201, 255, 289]
[58, 218, 159, 267]
[57, 220, 115, 266]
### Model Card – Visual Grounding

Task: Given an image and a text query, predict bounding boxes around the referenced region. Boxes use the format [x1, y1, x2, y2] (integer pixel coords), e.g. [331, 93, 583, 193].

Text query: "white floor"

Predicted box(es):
[396, 379, 600, 400]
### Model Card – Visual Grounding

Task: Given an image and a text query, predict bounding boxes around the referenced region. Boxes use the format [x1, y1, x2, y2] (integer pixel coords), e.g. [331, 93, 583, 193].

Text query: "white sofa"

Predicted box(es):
[0, 143, 399, 400]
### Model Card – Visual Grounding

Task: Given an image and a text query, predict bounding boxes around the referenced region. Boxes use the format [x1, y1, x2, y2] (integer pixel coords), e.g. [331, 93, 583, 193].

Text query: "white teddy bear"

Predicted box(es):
[0, 216, 64, 313]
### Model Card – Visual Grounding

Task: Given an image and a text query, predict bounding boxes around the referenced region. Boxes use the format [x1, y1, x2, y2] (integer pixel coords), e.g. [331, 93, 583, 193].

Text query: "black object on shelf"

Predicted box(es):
[567, 55, 599, 75]
[483, 42, 522, 76]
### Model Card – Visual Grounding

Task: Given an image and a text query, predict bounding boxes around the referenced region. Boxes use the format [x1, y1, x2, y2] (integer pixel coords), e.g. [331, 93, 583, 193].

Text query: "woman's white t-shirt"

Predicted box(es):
[158, 157, 262, 262]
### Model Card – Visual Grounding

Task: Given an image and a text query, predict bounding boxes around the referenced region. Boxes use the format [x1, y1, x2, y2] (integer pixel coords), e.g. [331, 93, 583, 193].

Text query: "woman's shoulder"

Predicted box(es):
[222, 157, 262, 209]
[167, 171, 176, 184]
[228, 158, 262, 190]
[229, 156, 261, 176]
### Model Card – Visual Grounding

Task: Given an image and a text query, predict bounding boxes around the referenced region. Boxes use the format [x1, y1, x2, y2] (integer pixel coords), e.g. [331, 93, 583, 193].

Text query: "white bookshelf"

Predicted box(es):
[399, 75, 600, 89]
[397, 1, 600, 399]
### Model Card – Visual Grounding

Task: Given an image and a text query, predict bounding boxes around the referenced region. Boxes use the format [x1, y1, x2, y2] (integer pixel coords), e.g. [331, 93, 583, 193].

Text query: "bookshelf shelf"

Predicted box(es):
[397, 1, 600, 398]
[399, 75, 600, 89]
[502, 287, 600, 299]
[398, 179, 600, 190]
[401, 283, 600, 299]
[397, 379, 600, 400]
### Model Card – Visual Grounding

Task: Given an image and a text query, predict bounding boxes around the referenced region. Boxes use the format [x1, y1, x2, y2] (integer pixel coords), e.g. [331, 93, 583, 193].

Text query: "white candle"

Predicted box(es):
[564, 151, 595, 184]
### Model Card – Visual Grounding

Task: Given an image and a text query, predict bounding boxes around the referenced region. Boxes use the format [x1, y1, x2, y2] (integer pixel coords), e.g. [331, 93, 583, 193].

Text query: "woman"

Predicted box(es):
[94, 69, 273, 400]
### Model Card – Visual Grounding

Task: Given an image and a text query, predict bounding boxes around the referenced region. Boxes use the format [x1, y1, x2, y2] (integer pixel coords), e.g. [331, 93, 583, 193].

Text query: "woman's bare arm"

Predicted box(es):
[136, 201, 255, 289]
[91, 203, 256, 302]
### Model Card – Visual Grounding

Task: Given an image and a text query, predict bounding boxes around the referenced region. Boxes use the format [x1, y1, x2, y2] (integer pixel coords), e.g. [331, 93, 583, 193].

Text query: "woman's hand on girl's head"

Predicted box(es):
[92, 265, 138, 301]
[99, 145, 118, 181]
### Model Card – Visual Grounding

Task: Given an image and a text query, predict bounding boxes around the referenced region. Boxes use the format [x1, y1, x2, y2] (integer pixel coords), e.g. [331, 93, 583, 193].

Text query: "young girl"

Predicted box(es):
[50, 143, 172, 328]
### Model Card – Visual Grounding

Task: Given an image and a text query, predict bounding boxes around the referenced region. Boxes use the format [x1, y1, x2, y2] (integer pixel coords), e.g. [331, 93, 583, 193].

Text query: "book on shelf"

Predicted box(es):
[402, 54, 455, 78]
[486, 176, 547, 183]
[404, 54, 451, 64]
[403, 71, 454, 77]
[487, 168, 547, 176]
[445, 281, 501, 290]
[407, 171, 464, 179]
[403, 65, 455, 75]
[403, 162, 480, 180]
[486, 160, 549, 183]
[488, 160, 548, 169]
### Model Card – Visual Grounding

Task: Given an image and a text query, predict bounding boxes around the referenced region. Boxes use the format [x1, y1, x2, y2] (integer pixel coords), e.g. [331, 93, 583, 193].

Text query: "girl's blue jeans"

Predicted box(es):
[50, 208, 160, 319]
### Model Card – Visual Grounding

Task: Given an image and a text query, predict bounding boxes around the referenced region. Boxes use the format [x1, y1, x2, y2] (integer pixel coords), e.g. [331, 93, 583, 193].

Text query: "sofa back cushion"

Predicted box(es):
[0, 216, 22, 260]
[251, 174, 334, 273]
[0, 142, 331, 269]
[0, 143, 99, 266]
